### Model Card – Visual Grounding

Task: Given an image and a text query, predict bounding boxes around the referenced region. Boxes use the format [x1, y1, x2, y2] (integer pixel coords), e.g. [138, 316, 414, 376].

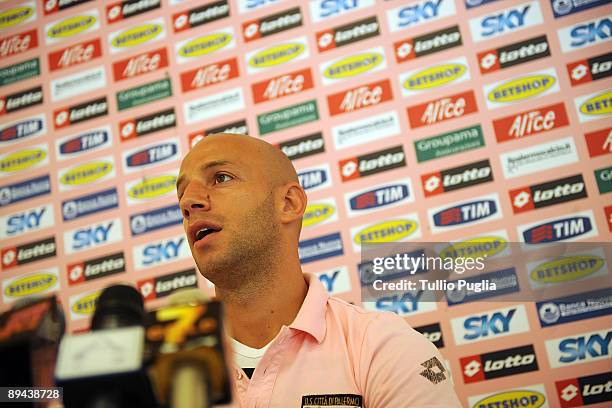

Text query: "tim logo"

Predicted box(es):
[125, 142, 178, 169]
[59, 130, 109, 155]
[522, 216, 593, 243]
[433, 200, 497, 227]
[349, 184, 409, 211]
[298, 167, 329, 191]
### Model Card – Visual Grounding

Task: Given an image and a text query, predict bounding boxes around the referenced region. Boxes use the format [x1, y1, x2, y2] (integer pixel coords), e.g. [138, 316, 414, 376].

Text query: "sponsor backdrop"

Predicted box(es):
[0, 0, 610, 406]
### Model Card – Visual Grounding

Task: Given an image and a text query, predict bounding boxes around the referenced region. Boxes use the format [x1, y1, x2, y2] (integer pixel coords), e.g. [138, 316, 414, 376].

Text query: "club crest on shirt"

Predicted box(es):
[302, 394, 363, 408]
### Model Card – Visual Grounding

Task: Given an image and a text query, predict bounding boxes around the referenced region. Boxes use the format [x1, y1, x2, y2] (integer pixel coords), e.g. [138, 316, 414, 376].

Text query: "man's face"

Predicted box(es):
[176, 138, 279, 287]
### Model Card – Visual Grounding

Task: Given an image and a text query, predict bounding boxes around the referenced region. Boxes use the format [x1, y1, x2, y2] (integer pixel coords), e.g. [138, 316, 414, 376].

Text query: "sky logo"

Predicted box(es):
[3, 205, 53, 238]
[546, 330, 612, 368]
[470, 1, 542, 43]
[309, 0, 374, 23]
[0, 116, 45, 144]
[65, 219, 122, 254]
[452, 305, 530, 345]
[142, 237, 185, 266]
[388, 0, 455, 32]
[558, 16, 612, 53]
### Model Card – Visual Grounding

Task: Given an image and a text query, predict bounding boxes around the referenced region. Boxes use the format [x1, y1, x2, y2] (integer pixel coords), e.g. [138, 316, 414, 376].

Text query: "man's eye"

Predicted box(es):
[214, 173, 232, 184]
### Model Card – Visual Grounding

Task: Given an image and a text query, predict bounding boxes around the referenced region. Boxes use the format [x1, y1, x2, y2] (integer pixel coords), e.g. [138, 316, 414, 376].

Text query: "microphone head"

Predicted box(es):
[91, 284, 144, 330]
[168, 288, 209, 306]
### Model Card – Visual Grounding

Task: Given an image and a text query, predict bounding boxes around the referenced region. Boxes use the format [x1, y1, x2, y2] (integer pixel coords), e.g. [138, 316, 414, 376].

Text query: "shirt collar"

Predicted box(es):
[288, 273, 328, 344]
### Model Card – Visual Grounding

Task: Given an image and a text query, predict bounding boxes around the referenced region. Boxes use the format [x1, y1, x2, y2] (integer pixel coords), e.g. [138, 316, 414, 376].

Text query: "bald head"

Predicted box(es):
[189, 133, 298, 189]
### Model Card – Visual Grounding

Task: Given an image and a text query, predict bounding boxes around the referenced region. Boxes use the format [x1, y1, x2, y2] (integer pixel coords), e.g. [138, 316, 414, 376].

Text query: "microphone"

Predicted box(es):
[0, 295, 64, 407]
[55, 284, 158, 408]
[146, 288, 232, 408]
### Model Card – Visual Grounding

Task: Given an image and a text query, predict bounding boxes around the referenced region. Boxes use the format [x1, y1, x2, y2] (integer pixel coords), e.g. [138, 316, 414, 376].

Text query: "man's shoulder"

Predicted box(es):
[325, 296, 418, 339]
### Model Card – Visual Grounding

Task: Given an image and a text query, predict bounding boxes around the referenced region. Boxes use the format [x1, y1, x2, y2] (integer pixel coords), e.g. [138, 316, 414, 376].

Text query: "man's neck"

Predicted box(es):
[218, 267, 308, 349]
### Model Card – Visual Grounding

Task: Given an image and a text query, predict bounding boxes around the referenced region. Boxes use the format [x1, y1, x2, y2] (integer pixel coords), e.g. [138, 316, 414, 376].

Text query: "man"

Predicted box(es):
[177, 133, 461, 407]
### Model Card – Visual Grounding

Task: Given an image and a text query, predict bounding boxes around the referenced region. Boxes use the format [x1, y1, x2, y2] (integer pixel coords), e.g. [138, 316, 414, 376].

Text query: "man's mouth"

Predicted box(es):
[195, 227, 220, 242]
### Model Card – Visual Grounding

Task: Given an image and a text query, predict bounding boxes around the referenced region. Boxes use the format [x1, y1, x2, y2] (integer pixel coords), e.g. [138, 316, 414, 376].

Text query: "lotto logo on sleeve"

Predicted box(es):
[518, 210, 598, 244]
[48, 38, 102, 72]
[327, 79, 393, 116]
[422, 160, 492, 197]
[172, 1, 230, 32]
[460, 345, 539, 384]
[394, 25, 462, 64]
[428, 193, 502, 234]
[510, 174, 587, 214]
[470, 1, 543, 43]
[567, 51, 612, 86]
[0, 29, 38, 61]
[316, 16, 379, 52]
[493, 102, 569, 142]
[54, 97, 108, 130]
[106, 0, 161, 23]
[407, 90, 477, 129]
[67, 252, 126, 286]
[137, 269, 198, 301]
[242, 7, 302, 42]
[1, 236, 56, 270]
[556, 372, 612, 407]
[585, 126, 612, 157]
[252, 67, 313, 104]
[339, 146, 405, 182]
[478, 35, 550, 74]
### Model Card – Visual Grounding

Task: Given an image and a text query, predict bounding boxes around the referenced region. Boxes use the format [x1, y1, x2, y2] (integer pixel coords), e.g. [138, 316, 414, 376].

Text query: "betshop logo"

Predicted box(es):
[48, 38, 102, 72]
[339, 146, 405, 182]
[316, 15, 379, 52]
[478, 34, 550, 74]
[460, 344, 538, 384]
[242, 7, 302, 42]
[394, 25, 462, 64]
[180, 57, 239, 93]
[327, 79, 393, 116]
[172, 1, 229, 33]
[1, 236, 56, 270]
[510, 174, 587, 214]
[422, 160, 492, 197]
[68, 252, 125, 286]
[567, 51, 612, 87]
[556, 372, 612, 407]
[106, 0, 161, 24]
[252, 68, 313, 104]
[407, 90, 477, 128]
[120, 108, 175, 141]
[137, 269, 198, 301]
[585, 126, 612, 158]
[54, 97, 108, 130]
[493, 102, 569, 143]
[112, 47, 168, 82]
[0, 29, 38, 60]
[0, 86, 43, 116]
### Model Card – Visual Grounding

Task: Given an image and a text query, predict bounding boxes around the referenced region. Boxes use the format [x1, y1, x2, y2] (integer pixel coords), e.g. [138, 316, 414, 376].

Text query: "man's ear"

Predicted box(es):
[279, 182, 307, 224]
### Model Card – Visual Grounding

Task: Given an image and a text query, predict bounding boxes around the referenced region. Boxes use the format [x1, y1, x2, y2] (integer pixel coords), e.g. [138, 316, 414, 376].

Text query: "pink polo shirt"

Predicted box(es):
[222, 274, 461, 408]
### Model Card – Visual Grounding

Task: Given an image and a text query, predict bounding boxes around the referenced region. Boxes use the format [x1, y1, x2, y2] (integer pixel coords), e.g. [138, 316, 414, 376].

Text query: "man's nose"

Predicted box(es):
[179, 183, 210, 218]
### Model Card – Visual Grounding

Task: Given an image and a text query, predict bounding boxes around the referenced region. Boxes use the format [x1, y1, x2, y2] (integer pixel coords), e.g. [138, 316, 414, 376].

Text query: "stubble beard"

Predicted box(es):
[195, 194, 281, 302]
